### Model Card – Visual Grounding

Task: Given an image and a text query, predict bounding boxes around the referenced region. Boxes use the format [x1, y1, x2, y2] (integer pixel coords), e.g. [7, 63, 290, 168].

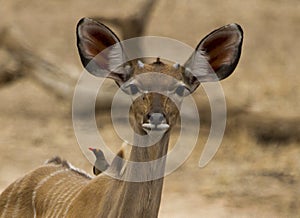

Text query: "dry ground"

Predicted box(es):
[0, 0, 299, 217]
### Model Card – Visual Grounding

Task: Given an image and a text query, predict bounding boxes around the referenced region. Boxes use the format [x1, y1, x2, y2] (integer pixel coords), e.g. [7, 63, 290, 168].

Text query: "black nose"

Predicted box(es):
[148, 113, 165, 125]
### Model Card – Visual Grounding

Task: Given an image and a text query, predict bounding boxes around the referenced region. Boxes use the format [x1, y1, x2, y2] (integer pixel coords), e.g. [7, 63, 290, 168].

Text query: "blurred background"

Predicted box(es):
[0, 0, 299, 217]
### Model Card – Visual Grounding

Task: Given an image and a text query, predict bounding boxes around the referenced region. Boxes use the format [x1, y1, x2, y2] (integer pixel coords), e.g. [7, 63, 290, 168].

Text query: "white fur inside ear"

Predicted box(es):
[185, 50, 216, 81]
[108, 43, 126, 72]
[137, 60, 145, 68]
[185, 67, 191, 74]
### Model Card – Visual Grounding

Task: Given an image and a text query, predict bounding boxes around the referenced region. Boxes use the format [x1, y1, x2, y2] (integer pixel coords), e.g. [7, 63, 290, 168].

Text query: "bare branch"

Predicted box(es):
[0, 27, 77, 98]
[0, 0, 158, 102]
[0, 28, 26, 85]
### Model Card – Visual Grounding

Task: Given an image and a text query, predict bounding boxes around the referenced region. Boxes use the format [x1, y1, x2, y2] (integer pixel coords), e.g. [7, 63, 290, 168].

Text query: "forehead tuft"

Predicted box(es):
[133, 60, 183, 81]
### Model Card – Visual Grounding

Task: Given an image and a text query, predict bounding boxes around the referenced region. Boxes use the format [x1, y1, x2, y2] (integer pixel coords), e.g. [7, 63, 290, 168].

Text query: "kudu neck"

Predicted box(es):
[113, 130, 171, 218]
[130, 130, 170, 162]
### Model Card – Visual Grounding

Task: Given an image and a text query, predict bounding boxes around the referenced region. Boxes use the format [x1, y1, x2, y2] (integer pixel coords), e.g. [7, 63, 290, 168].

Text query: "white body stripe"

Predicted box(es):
[11, 179, 24, 218]
[52, 181, 85, 217]
[32, 169, 68, 218]
[1, 178, 21, 218]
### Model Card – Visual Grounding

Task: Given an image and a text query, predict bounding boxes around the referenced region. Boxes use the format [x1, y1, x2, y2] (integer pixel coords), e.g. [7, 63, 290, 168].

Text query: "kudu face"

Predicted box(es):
[123, 60, 185, 134]
[76, 18, 243, 135]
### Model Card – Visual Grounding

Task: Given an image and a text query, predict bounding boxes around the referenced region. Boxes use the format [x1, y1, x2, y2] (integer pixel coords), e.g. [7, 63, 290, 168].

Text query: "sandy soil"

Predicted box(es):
[0, 0, 299, 217]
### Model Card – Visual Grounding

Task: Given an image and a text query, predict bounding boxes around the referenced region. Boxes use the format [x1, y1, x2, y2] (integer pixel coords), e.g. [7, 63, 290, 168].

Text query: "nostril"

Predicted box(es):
[148, 113, 165, 125]
[159, 115, 164, 122]
[143, 112, 169, 131]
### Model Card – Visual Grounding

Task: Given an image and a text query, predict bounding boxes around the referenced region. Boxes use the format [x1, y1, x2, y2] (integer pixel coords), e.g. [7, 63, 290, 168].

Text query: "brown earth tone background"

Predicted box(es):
[0, 0, 299, 217]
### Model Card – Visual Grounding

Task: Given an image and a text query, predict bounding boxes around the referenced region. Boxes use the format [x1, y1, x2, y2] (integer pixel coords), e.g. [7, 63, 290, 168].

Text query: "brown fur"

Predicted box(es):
[0, 20, 242, 217]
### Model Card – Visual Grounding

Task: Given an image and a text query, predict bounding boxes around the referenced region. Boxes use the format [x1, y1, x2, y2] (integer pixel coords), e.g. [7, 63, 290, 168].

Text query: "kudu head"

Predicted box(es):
[76, 18, 243, 136]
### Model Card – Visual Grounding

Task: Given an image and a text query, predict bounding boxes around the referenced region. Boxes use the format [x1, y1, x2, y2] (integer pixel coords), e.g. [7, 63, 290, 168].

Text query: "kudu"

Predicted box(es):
[0, 18, 243, 217]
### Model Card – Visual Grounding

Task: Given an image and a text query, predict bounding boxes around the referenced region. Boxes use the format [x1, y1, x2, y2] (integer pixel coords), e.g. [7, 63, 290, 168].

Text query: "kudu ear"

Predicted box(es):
[184, 23, 243, 92]
[76, 17, 131, 85]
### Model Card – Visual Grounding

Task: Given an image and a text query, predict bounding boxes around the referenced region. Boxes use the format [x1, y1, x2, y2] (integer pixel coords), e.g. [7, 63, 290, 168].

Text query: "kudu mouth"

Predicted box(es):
[142, 112, 170, 132]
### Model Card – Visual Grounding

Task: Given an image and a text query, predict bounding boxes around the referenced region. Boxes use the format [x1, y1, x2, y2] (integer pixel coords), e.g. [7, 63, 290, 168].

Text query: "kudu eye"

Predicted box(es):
[175, 85, 189, 97]
[121, 83, 141, 96]
[129, 84, 139, 95]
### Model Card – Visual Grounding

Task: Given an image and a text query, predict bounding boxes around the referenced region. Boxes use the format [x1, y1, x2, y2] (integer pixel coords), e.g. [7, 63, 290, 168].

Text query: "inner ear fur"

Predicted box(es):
[184, 23, 243, 92]
[76, 17, 130, 84]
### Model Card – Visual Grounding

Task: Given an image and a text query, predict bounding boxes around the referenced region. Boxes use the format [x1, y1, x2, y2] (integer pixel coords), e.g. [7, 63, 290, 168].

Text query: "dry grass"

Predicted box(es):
[0, 0, 299, 217]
